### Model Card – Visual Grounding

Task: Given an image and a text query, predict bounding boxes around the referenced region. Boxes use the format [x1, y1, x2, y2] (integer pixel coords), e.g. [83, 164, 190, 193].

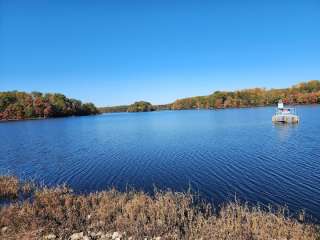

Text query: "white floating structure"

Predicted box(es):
[272, 100, 299, 123]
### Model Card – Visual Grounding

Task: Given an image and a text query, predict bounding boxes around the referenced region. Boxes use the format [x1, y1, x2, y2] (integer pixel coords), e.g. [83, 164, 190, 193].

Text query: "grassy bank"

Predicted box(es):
[0, 176, 318, 240]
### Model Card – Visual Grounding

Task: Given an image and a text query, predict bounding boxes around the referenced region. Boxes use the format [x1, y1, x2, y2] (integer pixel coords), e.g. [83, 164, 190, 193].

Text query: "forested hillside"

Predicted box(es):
[171, 80, 320, 110]
[99, 105, 129, 113]
[10, 81, 317, 118]
[100, 101, 157, 113]
[0, 91, 99, 121]
[127, 101, 155, 112]
[101, 80, 320, 112]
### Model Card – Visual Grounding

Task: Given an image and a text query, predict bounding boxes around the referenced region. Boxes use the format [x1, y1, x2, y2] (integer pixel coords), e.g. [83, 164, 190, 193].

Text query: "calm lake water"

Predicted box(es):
[1, 106, 320, 220]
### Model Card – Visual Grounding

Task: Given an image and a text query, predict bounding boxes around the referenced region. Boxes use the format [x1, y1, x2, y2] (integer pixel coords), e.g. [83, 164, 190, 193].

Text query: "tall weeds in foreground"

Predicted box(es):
[0, 176, 319, 239]
[0, 175, 35, 199]
[0, 176, 19, 198]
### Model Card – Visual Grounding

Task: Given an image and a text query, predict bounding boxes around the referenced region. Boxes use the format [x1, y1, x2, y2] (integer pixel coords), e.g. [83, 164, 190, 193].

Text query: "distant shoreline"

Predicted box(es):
[0, 117, 46, 123]
[1, 103, 320, 122]
[101, 102, 320, 114]
[100, 80, 320, 113]
[1, 81, 320, 118]
[0, 114, 100, 123]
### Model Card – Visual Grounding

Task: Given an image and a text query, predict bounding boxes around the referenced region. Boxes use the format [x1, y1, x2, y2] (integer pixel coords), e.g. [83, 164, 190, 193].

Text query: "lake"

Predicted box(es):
[0, 106, 319, 221]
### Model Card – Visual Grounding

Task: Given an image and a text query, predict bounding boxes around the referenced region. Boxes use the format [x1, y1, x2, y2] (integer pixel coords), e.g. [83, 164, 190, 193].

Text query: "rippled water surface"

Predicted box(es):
[1, 106, 319, 220]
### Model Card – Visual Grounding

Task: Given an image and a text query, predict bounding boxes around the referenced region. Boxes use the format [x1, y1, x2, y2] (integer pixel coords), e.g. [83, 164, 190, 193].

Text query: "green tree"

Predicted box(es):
[127, 101, 155, 112]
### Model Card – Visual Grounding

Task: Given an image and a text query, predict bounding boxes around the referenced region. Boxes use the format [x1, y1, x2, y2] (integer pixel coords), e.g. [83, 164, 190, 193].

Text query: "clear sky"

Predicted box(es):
[1, 0, 319, 106]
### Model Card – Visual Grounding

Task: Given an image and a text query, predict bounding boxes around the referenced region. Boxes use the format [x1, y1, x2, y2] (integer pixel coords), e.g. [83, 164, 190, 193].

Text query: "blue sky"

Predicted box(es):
[1, 0, 319, 106]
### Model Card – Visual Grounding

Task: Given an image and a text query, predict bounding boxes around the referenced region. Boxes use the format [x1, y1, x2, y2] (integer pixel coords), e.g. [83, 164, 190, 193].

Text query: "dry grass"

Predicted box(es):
[0, 176, 19, 198]
[0, 176, 319, 240]
[0, 175, 35, 199]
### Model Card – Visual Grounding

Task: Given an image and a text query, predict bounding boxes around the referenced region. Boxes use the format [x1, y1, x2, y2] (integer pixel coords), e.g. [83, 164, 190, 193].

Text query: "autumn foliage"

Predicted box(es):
[171, 80, 320, 110]
[127, 101, 155, 112]
[0, 91, 99, 121]
[100, 80, 320, 113]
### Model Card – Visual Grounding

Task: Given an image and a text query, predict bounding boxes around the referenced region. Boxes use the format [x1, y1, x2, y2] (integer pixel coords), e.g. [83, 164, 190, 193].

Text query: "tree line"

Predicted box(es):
[0, 91, 99, 121]
[100, 80, 320, 112]
[100, 101, 156, 113]
[127, 101, 155, 112]
[6, 81, 316, 119]
[171, 80, 320, 110]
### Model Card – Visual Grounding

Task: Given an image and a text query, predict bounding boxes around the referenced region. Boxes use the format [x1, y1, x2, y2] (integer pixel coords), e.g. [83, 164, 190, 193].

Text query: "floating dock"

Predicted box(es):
[272, 100, 299, 123]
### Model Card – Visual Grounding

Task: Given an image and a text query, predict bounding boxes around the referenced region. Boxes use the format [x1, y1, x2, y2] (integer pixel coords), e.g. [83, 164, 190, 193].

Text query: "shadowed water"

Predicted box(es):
[0, 106, 319, 220]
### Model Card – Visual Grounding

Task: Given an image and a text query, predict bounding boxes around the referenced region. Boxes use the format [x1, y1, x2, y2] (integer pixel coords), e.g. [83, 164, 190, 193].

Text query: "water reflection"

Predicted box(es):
[273, 123, 298, 141]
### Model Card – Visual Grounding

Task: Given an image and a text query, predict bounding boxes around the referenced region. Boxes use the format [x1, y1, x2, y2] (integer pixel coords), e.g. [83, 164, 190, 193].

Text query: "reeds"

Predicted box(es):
[0, 175, 35, 199]
[0, 176, 19, 198]
[0, 176, 318, 239]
